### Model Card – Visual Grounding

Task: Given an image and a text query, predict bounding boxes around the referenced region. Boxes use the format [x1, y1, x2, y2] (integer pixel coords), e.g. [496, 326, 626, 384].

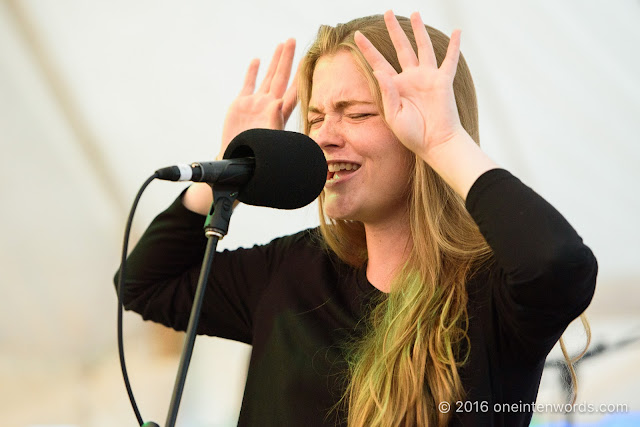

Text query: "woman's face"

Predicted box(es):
[308, 51, 413, 226]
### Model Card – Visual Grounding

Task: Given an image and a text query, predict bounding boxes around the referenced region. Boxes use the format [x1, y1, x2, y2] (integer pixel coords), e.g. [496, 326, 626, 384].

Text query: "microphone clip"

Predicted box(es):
[203, 185, 239, 239]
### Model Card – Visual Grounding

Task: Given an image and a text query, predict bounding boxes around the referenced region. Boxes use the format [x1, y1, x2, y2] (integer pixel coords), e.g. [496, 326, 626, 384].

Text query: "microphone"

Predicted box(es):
[155, 158, 255, 187]
[156, 128, 327, 209]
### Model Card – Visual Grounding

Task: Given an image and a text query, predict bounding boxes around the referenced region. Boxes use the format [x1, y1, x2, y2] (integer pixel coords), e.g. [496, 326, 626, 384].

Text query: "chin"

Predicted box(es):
[322, 204, 356, 222]
[324, 211, 351, 222]
[321, 194, 367, 222]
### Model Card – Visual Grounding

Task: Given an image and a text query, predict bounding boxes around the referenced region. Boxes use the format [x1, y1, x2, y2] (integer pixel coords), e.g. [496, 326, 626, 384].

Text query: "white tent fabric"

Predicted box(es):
[1, 0, 638, 425]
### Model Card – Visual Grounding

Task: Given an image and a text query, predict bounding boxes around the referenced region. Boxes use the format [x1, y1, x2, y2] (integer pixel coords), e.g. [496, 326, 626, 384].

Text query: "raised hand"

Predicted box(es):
[185, 39, 297, 214]
[355, 10, 497, 198]
[218, 38, 298, 159]
[354, 11, 465, 160]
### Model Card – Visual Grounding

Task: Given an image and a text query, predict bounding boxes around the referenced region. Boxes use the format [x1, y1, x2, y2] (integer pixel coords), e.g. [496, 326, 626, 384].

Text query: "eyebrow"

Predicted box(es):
[308, 100, 376, 114]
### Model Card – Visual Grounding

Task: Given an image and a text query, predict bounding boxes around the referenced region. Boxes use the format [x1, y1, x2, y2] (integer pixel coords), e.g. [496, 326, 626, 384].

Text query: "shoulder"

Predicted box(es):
[263, 227, 324, 253]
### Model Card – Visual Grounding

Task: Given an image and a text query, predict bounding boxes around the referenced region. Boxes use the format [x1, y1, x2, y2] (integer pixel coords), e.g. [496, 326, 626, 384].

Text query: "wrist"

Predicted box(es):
[182, 183, 214, 215]
[420, 132, 498, 200]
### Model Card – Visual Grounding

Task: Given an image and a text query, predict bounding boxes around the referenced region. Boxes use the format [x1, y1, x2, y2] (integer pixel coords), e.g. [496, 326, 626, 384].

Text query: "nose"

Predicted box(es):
[310, 116, 344, 151]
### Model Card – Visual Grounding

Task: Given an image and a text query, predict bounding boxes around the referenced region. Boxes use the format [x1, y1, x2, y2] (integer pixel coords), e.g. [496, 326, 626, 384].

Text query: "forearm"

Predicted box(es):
[114, 193, 208, 325]
[420, 131, 499, 200]
[119, 194, 208, 285]
[466, 168, 597, 303]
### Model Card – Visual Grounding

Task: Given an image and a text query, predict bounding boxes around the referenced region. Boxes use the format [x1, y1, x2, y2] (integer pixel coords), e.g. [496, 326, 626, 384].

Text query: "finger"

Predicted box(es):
[269, 38, 296, 97]
[258, 43, 284, 93]
[440, 29, 461, 78]
[373, 70, 401, 122]
[354, 30, 397, 76]
[410, 12, 437, 68]
[383, 10, 418, 70]
[239, 58, 260, 96]
[282, 60, 301, 122]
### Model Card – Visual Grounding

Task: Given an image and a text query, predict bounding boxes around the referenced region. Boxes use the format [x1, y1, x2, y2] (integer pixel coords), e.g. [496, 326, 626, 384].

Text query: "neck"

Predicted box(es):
[364, 213, 412, 293]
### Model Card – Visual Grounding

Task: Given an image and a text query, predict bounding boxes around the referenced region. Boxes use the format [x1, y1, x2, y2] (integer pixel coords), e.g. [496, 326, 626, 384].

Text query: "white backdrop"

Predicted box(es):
[1, 0, 638, 426]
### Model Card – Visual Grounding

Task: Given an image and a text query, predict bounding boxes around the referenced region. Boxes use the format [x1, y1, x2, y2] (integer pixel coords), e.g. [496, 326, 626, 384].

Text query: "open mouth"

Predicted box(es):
[327, 162, 361, 183]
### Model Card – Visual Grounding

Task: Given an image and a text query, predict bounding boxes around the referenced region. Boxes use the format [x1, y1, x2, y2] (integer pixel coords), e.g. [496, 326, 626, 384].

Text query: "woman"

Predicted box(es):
[119, 11, 597, 426]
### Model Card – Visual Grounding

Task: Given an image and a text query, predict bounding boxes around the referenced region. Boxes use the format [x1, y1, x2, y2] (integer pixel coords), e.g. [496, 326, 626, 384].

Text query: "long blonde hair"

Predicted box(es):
[298, 14, 588, 426]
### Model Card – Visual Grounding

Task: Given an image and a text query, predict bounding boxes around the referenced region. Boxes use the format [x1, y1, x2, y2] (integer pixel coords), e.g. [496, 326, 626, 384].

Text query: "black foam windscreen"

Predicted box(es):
[223, 128, 327, 209]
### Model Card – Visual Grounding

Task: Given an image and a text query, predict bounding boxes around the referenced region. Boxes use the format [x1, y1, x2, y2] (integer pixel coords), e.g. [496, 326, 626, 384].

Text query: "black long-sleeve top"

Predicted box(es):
[117, 168, 597, 426]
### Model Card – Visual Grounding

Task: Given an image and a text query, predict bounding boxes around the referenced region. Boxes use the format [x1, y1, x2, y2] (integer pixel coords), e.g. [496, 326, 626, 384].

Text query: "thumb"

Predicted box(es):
[269, 99, 285, 129]
[282, 60, 301, 122]
[282, 84, 298, 123]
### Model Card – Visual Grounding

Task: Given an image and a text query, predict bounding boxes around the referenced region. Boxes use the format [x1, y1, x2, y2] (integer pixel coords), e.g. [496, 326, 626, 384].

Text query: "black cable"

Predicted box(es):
[117, 177, 236, 426]
[117, 173, 158, 426]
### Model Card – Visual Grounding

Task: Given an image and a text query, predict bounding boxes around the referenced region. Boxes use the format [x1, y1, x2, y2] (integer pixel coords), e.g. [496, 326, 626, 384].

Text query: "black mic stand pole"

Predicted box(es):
[164, 185, 239, 427]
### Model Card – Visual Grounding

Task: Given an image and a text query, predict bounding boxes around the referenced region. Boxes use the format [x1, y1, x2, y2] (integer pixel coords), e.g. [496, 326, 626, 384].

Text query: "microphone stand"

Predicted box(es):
[164, 185, 239, 427]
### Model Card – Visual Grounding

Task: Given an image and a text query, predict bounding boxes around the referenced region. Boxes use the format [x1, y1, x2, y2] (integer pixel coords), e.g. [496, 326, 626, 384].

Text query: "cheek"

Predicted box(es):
[375, 136, 413, 169]
[377, 143, 413, 189]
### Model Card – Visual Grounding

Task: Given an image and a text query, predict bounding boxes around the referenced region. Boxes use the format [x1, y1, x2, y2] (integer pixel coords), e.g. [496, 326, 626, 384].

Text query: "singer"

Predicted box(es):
[117, 11, 597, 426]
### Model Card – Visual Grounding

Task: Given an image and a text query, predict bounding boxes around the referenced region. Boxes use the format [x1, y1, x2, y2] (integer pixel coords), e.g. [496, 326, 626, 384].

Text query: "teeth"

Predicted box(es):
[328, 163, 360, 172]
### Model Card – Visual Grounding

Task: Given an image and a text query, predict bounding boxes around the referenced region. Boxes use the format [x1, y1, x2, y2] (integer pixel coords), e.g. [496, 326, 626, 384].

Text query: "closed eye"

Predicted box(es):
[308, 117, 324, 127]
[348, 113, 375, 120]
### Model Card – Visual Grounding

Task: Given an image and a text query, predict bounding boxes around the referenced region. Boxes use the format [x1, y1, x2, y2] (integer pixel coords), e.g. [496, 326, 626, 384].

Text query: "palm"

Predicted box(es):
[386, 68, 462, 153]
[221, 92, 285, 146]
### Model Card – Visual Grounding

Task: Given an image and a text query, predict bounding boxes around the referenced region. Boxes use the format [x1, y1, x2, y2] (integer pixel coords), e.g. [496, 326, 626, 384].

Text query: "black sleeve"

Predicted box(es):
[465, 169, 598, 359]
[114, 192, 304, 344]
